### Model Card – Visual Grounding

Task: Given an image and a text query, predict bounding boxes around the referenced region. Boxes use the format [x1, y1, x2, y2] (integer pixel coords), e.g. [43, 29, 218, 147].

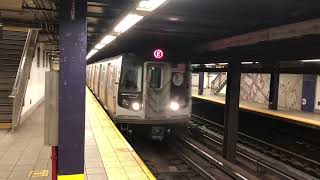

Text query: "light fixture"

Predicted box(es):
[94, 43, 105, 50]
[114, 14, 144, 34]
[301, 59, 320, 62]
[86, 0, 169, 61]
[219, 63, 228, 65]
[101, 35, 116, 45]
[168, 17, 179, 21]
[90, 49, 98, 55]
[241, 62, 254, 64]
[137, 0, 167, 11]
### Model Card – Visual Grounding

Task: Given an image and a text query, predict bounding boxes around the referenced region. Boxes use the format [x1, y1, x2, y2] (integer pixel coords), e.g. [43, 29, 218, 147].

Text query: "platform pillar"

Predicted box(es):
[58, 0, 87, 179]
[301, 74, 317, 112]
[198, 65, 205, 95]
[268, 62, 280, 110]
[222, 61, 241, 162]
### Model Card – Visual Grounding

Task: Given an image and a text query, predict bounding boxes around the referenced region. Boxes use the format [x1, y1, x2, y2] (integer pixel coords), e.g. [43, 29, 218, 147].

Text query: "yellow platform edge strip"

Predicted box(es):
[192, 94, 320, 128]
[86, 87, 156, 180]
[58, 174, 84, 180]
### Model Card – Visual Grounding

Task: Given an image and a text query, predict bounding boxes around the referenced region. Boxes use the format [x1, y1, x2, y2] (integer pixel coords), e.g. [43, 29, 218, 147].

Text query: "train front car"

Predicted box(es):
[116, 54, 191, 140]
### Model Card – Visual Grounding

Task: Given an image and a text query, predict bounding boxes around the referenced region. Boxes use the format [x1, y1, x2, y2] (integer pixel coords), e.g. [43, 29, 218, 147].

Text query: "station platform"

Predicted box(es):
[0, 88, 154, 180]
[192, 89, 320, 129]
[0, 103, 52, 180]
[86, 87, 155, 180]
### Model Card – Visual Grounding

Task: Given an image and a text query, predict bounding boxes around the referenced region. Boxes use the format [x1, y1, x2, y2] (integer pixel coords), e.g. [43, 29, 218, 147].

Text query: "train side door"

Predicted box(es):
[99, 65, 106, 105]
[105, 63, 112, 109]
[144, 62, 171, 118]
[110, 66, 118, 114]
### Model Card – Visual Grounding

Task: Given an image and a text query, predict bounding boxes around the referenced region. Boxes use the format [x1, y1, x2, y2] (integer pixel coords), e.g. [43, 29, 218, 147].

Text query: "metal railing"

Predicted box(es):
[9, 29, 38, 130]
[210, 72, 227, 95]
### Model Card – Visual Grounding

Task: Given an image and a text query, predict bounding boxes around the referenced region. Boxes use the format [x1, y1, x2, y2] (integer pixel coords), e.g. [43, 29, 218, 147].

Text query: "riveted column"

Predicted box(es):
[268, 61, 280, 110]
[222, 61, 241, 162]
[58, 0, 87, 179]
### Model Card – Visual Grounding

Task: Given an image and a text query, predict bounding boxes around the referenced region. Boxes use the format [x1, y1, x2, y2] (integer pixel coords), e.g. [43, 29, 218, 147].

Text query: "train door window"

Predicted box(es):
[120, 64, 142, 92]
[149, 66, 162, 89]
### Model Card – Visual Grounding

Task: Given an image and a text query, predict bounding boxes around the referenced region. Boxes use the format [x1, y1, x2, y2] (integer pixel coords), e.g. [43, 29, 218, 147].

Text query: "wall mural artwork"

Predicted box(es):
[240, 73, 270, 105]
[278, 74, 303, 110]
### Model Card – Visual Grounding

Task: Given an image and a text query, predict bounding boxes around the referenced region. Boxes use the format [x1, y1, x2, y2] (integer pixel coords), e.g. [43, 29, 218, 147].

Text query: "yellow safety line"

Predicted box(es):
[57, 174, 84, 180]
[192, 94, 320, 128]
[86, 87, 156, 180]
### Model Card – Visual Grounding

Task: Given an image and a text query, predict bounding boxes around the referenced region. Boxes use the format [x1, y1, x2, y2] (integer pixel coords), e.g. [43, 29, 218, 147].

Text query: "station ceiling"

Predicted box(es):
[1, 0, 320, 63]
[89, 0, 320, 63]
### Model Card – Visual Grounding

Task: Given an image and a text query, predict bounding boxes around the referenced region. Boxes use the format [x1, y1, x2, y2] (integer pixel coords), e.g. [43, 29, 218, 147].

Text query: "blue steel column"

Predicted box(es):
[301, 74, 317, 112]
[268, 61, 280, 110]
[58, 0, 87, 178]
[223, 61, 241, 162]
[198, 65, 205, 95]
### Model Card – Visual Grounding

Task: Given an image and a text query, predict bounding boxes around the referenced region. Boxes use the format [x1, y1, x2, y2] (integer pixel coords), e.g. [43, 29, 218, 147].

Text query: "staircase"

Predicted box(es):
[210, 72, 227, 95]
[0, 30, 28, 127]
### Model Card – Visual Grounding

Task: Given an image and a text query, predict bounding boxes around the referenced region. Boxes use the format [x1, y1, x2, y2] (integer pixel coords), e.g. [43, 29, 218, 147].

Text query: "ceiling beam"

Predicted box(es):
[206, 18, 320, 51]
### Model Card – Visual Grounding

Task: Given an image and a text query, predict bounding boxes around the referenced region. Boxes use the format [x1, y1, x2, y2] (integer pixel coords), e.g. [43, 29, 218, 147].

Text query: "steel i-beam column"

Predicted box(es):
[268, 62, 280, 110]
[198, 68, 205, 95]
[58, 0, 87, 179]
[222, 61, 241, 162]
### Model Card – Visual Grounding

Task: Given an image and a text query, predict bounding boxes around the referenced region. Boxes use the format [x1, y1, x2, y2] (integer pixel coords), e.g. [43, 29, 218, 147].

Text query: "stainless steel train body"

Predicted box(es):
[86, 54, 191, 130]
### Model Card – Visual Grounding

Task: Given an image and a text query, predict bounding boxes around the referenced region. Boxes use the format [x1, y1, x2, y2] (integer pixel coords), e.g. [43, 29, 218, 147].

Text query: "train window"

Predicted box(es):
[120, 64, 142, 92]
[149, 66, 162, 89]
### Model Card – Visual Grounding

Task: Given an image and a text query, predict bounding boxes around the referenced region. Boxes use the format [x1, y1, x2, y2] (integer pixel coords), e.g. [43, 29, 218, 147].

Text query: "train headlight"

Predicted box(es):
[170, 101, 180, 111]
[132, 102, 140, 111]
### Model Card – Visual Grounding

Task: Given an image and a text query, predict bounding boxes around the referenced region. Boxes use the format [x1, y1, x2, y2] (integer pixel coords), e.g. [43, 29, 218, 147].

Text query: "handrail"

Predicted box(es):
[9, 29, 32, 98]
[9, 29, 38, 130]
[210, 72, 227, 95]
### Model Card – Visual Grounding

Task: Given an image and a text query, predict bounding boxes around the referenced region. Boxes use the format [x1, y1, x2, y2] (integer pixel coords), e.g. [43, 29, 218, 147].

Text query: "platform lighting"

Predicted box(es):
[241, 61, 254, 64]
[86, 49, 98, 60]
[114, 14, 144, 34]
[137, 0, 167, 11]
[94, 43, 105, 50]
[301, 59, 320, 62]
[94, 35, 116, 50]
[219, 63, 228, 65]
[86, 0, 168, 61]
[101, 35, 116, 45]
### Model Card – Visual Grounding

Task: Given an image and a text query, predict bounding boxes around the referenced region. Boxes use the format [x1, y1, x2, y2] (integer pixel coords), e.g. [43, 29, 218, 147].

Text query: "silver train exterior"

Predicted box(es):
[86, 54, 191, 131]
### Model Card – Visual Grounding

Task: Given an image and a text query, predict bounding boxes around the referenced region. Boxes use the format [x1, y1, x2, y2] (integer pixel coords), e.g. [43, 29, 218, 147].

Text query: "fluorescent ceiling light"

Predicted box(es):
[114, 14, 144, 34]
[101, 35, 116, 45]
[241, 62, 254, 64]
[301, 59, 320, 62]
[94, 43, 105, 50]
[90, 49, 98, 55]
[137, 0, 167, 11]
[219, 63, 228, 65]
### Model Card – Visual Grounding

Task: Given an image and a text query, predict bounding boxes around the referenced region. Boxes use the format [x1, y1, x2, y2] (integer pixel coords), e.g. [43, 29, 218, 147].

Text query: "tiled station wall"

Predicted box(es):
[21, 43, 50, 117]
[192, 73, 320, 112]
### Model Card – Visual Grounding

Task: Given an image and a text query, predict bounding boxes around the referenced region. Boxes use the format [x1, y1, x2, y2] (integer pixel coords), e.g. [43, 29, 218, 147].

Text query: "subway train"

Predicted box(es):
[86, 53, 191, 139]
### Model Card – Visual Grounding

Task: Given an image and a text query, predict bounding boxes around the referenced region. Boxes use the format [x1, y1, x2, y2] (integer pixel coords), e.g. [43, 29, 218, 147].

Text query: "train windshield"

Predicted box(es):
[120, 64, 142, 92]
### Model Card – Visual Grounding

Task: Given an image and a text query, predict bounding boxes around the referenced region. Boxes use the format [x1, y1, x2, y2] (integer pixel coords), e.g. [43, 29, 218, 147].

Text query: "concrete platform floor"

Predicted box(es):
[0, 104, 51, 180]
[0, 103, 109, 180]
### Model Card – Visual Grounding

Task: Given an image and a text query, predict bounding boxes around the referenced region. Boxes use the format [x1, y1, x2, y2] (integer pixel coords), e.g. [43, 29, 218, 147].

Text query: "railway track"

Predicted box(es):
[129, 133, 253, 179]
[174, 136, 259, 180]
[130, 138, 206, 180]
[191, 114, 320, 179]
